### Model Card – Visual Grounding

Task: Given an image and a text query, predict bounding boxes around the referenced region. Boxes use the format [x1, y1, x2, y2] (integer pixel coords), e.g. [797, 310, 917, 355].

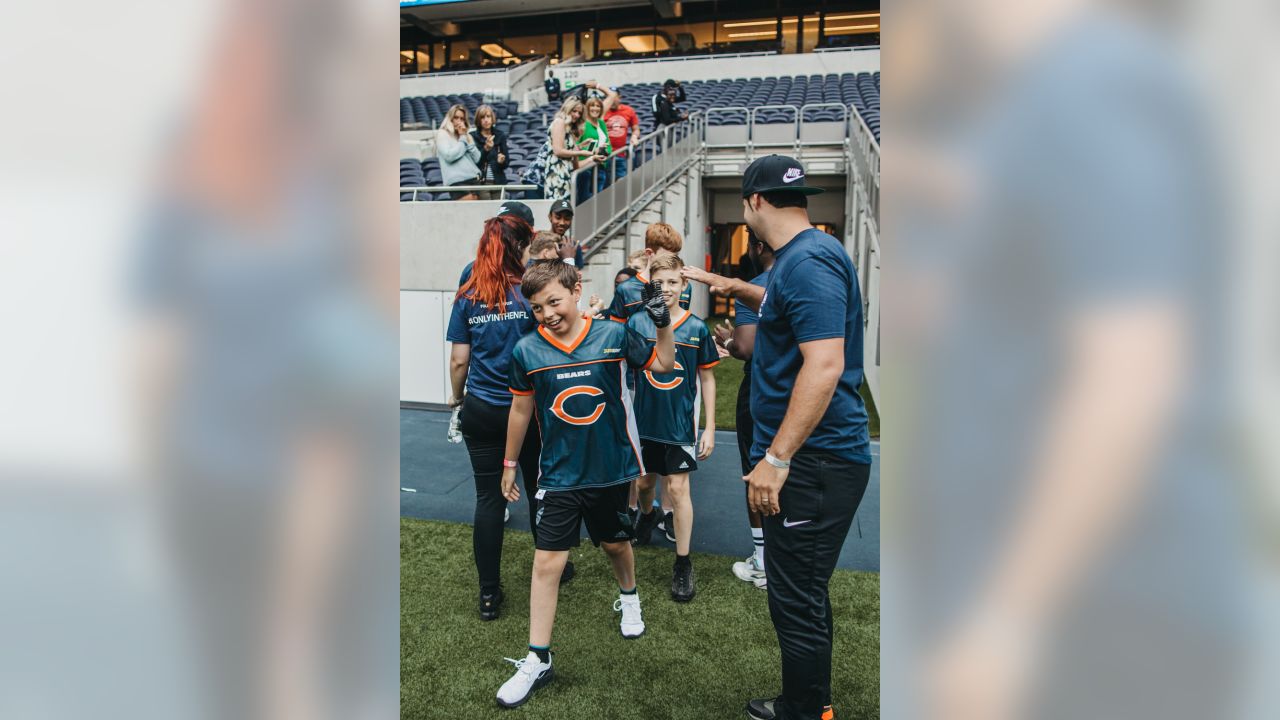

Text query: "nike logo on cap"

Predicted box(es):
[782, 168, 804, 183]
[782, 518, 810, 528]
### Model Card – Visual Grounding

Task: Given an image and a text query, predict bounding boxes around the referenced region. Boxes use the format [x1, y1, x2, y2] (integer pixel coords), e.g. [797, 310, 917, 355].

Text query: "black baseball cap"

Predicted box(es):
[741, 155, 825, 197]
[496, 201, 535, 226]
[549, 199, 574, 216]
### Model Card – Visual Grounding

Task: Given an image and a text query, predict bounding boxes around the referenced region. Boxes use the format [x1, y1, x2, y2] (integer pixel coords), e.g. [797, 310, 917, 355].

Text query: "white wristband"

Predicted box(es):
[563, 258, 576, 266]
[764, 452, 790, 469]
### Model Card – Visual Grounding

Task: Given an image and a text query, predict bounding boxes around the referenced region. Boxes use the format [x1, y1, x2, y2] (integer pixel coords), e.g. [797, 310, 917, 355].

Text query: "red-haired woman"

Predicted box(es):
[446, 215, 573, 620]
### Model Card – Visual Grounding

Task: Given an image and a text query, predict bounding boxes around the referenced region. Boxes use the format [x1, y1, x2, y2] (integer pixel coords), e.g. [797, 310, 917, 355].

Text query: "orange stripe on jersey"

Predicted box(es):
[509, 387, 534, 396]
[609, 316, 626, 323]
[698, 360, 720, 369]
[642, 346, 658, 370]
[538, 316, 593, 355]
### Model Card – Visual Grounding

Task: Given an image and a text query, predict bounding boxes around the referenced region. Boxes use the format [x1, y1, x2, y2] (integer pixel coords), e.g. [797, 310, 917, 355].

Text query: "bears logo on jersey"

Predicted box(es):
[551, 385, 606, 425]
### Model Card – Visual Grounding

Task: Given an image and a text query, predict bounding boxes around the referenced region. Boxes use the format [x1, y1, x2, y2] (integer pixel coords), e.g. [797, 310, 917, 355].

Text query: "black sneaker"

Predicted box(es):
[671, 562, 696, 602]
[745, 696, 780, 720]
[663, 511, 676, 543]
[559, 560, 576, 585]
[632, 510, 658, 546]
[480, 587, 504, 621]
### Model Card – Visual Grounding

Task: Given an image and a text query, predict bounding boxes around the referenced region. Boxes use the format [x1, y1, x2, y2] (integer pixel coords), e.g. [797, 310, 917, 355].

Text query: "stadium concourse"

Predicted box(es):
[400, 408, 880, 571]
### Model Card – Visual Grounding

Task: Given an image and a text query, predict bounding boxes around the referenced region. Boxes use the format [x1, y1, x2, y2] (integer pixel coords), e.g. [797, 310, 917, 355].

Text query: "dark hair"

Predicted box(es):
[759, 191, 808, 209]
[457, 215, 533, 310]
[521, 260, 580, 299]
[615, 267, 638, 280]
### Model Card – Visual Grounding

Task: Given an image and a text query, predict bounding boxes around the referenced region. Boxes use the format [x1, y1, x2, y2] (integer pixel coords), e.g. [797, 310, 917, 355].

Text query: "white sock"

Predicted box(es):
[751, 528, 765, 570]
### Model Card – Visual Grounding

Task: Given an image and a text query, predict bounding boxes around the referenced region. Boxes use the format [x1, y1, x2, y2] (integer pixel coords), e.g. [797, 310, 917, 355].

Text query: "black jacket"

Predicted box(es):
[652, 84, 687, 126]
[545, 77, 561, 101]
[470, 129, 511, 185]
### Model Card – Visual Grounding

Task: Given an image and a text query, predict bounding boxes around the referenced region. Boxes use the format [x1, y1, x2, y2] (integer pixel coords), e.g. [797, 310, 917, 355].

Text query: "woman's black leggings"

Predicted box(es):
[460, 393, 541, 593]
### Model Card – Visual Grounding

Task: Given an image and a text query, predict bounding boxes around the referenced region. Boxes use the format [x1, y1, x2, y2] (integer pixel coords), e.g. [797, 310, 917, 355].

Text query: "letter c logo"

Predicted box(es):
[551, 385, 606, 425]
[645, 360, 685, 390]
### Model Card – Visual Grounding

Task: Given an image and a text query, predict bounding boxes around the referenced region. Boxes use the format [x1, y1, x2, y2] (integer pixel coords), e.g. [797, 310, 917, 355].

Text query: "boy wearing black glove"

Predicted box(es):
[626, 254, 719, 602]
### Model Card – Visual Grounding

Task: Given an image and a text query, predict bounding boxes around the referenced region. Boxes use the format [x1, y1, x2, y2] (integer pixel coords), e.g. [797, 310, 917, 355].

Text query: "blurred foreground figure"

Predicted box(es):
[888, 2, 1254, 719]
[135, 1, 395, 719]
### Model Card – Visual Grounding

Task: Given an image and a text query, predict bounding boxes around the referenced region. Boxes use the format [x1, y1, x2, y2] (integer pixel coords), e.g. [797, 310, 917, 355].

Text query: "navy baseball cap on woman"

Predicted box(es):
[496, 201, 535, 226]
[741, 155, 825, 197]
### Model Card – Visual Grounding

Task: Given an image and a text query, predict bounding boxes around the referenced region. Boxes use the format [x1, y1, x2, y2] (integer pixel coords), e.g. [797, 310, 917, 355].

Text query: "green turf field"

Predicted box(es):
[402, 518, 879, 719]
[710, 355, 880, 438]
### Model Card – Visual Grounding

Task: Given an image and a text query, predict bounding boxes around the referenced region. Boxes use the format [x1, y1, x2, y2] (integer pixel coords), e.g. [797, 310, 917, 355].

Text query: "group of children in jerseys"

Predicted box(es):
[487, 221, 718, 709]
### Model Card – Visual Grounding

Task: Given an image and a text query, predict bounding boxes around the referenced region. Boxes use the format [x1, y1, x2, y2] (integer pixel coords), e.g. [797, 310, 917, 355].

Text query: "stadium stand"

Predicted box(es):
[400, 71, 879, 201]
[401, 93, 521, 128]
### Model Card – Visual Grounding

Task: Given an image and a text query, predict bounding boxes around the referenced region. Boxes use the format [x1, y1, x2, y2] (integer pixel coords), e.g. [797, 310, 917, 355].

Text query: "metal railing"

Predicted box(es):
[847, 104, 880, 229]
[748, 105, 800, 151]
[566, 111, 707, 258]
[398, 184, 536, 201]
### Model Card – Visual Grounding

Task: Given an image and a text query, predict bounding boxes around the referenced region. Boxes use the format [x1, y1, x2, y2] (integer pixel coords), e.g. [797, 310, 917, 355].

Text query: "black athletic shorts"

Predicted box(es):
[640, 439, 698, 476]
[534, 483, 635, 550]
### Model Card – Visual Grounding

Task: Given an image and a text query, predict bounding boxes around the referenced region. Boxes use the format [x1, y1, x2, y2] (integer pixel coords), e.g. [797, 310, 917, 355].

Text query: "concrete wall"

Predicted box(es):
[554, 47, 878, 88]
[400, 68, 516, 99]
[401, 198, 557, 291]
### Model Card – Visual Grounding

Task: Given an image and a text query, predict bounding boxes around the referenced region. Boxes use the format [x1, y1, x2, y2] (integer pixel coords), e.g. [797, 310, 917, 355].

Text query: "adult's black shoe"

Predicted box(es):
[479, 587, 505, 621]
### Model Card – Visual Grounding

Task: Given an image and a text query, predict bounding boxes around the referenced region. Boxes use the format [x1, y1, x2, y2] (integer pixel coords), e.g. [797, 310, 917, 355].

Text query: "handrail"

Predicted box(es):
[797, 103, 851, 148]
[565, 111, 706, 257]
[748, 104, 800, 152]
[703, 107, 751, 148]
[399, 184, 536, 201]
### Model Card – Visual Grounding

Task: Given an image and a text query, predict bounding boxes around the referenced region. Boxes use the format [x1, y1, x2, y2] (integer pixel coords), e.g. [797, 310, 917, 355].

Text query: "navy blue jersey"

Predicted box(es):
[446, 287, 535, 406]
[751, 229, 871, 465]
[627, 310, 719, 445]
[607, 272, 691, 322]
[733, 269, 770, 377]
[458, 261, 474, 287]
[508, 317, 656, 490]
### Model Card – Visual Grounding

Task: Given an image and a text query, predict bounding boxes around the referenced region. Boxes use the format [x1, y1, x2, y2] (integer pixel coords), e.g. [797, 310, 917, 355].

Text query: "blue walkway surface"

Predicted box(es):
[401, 408, 879, 572]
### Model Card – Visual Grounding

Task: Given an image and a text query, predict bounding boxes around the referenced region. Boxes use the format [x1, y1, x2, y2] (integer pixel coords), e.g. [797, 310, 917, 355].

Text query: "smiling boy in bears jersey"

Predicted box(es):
[494, 260, 675, 709]
[626, 253, 719, 602]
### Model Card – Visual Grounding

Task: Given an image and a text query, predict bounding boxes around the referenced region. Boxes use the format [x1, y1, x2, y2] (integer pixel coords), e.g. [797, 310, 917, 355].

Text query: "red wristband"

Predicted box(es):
[502, 459, 518, 468]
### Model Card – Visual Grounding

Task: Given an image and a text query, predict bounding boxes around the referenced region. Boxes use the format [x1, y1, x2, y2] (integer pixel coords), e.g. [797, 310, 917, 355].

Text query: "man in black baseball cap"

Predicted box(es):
[685, 153, 870, 720]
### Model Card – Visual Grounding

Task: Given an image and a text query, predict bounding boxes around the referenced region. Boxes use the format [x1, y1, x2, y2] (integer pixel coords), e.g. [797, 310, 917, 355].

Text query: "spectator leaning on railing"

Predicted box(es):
[436, 103, 483, 201]
[524, 97, 603, 203]
[604, 87, 641, 182]
[471, 104, 511, 201]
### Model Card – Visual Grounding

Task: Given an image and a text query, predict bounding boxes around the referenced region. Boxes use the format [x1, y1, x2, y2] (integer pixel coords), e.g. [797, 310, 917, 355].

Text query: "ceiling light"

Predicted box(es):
[825, 12, 880, 22]
[823, 24, 880, 33]
[723, 19, 796, 28]
[727, 30, 780, 38]
[482, 43, 514, 58]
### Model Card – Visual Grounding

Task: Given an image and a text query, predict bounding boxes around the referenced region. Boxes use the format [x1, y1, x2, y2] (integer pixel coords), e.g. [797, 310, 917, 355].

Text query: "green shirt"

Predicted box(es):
[578, 119, 612, 157]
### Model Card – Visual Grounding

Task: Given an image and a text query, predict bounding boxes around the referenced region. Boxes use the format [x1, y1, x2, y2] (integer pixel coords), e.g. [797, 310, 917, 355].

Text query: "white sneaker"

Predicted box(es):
[504, 506, 510, 523]
[732, 555, 767, 589]
[613, 593, 645, 638]
[496, 651, 554, 708]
